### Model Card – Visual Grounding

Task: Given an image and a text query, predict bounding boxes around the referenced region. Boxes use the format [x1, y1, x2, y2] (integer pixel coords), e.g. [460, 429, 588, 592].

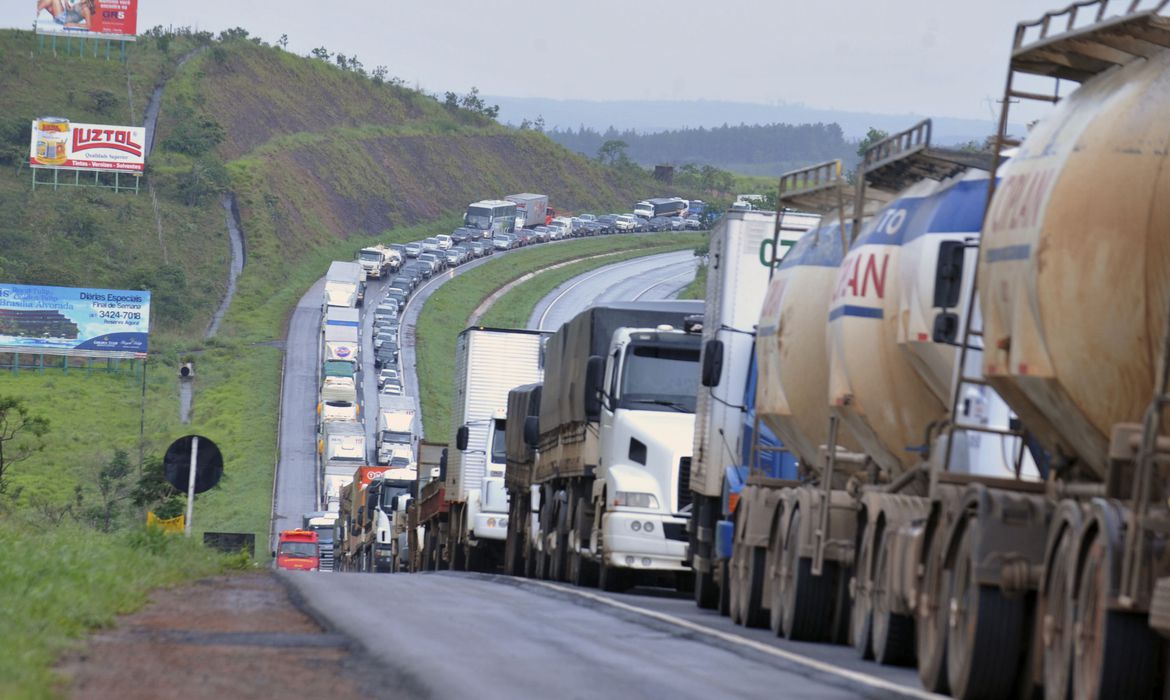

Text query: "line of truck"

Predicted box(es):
[384, 6, 1170, 699]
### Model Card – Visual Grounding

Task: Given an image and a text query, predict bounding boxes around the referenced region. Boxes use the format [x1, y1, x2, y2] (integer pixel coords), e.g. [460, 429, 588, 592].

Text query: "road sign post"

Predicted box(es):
[184, 436, 199, 536]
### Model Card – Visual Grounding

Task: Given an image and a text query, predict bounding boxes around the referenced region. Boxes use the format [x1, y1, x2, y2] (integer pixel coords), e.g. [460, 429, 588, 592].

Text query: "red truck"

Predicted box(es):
[275, 529, 320, 571]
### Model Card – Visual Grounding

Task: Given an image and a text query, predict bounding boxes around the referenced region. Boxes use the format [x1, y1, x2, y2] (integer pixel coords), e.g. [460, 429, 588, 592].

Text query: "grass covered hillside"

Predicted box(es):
[0, 25, 672, 547]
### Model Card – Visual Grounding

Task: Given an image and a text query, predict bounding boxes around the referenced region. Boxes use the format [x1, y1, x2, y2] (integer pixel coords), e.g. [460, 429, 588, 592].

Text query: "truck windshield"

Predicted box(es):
[382, 430, 412, 444]
[278, 542, 317, 558]
[491, 419, 506, 464]
[620, 343, 700, 413]
[308, 526, 333, 544]
[360, 251, 382, 262]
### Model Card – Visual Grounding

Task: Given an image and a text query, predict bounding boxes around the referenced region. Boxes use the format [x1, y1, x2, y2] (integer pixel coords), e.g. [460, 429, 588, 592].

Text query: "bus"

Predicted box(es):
[464, 200, 517, 237]
[634, 197, 688, 219]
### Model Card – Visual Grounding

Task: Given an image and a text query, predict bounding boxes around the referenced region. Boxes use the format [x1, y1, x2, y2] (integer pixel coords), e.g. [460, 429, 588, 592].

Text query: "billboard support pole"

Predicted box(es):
[138, 357, 148, 478]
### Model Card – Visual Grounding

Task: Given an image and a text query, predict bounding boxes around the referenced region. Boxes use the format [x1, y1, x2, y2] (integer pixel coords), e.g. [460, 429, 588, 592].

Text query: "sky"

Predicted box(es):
[5, 0, 1068, 121]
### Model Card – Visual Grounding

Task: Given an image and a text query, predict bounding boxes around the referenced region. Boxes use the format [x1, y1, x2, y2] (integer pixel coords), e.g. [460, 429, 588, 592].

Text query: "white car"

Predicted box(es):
[436, 234, 453, 250]
[377, 369, 400, 389]
[615, 215, 637, 232]
[380, 382, 403, 396]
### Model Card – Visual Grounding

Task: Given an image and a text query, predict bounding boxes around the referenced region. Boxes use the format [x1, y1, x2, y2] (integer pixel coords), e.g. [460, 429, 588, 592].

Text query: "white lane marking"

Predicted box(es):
[631, 265, 698, 301]
[536, 251, 691, 330]
[526, 580, 946, 700]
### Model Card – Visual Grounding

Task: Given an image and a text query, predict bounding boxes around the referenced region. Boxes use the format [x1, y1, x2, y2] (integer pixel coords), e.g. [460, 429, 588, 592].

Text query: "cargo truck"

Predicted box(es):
[503, 383, 542, 577]
[376, 395, 417, 466]
[275, 529, 319, 572]
[318, 421, 367, 511]
[509, 301, 704, 590]
[318, 399, 359, 424]
[435, 327, 547, 572]
[505, 193, 549, 229]
[370, 465, 419, 572]
[323, 260, 365, 309]
[322, 307, 361, 365]
[685, 207, 816, 611]
[334, 466, 389, 572]
[357, 244, 401, 279]
[414, 441, 450, 571]
[302, 512, 338, 571]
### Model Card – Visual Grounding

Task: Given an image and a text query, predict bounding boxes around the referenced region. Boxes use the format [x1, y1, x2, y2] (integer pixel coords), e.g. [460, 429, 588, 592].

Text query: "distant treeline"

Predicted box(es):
[542, 122, 859, 177]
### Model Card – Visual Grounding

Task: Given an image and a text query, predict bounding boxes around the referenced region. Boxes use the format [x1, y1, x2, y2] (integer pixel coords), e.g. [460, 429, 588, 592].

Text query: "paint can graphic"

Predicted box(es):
[34, 118, 69, 166]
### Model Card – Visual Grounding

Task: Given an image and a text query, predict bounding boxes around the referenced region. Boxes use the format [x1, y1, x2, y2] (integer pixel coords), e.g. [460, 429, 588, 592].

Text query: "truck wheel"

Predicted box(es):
[916, 529, 951, 693]
[945, 524, 1025, 700]
[742, 546, 769, 628]
[1071, 531, 1161, 700]
[717, 558, 731, 617]
[872, 532, 915, 666]
[1041, 524, 1076, 700]
[694, 567, 719, 610]
[600, 560, 632, 593]
[851, 521, 874, 659]
[451, 541, 466, 572]
[729, 542, 745, 625]
[781, 509, 835, 642]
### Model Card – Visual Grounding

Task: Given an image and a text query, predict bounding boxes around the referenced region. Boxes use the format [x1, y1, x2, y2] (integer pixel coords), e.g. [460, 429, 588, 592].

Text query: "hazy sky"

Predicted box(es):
[5, 1, 1067, 120]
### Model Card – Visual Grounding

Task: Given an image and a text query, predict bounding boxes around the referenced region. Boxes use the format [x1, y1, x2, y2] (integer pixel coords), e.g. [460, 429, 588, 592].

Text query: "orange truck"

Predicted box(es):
[275, 529, 320, 571]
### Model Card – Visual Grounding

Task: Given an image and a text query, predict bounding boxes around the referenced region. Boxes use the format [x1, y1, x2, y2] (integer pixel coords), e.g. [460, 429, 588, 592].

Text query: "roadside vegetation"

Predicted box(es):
[416, 232, 704, 437]
[678, 263, 708, 300]
[0, 523, 242, 699]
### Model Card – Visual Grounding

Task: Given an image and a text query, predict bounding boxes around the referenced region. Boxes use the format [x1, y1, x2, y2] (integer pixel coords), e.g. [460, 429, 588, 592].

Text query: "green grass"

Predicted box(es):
[416, 232, 705, 437]
[478, 244, 701, 329]
[678, 262, 708, 300]
[0, 523, 236, 699]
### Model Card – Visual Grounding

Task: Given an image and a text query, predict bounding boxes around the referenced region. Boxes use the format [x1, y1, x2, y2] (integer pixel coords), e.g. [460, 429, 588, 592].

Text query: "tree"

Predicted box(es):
[277, 34, 289, 50]
[310, 46, 332, 61]
[85, 449, 134, 532]
[856, 127, 889, 157]
[88, 89, 118, 115]
[371, 65, 388, 85]
[597, 139, 628, 165]
[133, 454, 185, 519]
[0, 396, 50, 494]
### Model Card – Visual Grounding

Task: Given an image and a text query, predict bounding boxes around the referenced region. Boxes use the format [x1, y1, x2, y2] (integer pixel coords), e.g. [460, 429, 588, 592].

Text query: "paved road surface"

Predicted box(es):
[529, 249, 698, 330]
[271, 277, 325, 544]
[284, 572, 925, 700]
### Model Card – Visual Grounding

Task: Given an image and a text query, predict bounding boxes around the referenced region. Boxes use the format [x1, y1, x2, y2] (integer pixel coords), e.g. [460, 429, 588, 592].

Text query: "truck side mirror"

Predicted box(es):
[523, 415, 540, 447]
[932, 240, 965, 309]
[584, 355, 605, 420]
[390, 496, 399, 511]
[456, 425, 470, 451]
[701, 339, 724, 387]
[439, 449, 448, 481]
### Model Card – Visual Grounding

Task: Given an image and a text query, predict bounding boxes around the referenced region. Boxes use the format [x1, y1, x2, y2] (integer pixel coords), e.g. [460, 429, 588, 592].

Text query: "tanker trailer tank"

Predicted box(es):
[965, 5, 1170, 698]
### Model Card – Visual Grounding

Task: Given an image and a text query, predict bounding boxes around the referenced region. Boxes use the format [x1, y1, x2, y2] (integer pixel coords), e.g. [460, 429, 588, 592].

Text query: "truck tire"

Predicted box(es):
[741, 546, 769, 628]
[851, 520, 874, 659]
[871, 532, 915, 666]
[916, 527, 950, 693]
[729, 542, 746, 625]
[693, 499, 719, 610]
[1041, 524, 1077, 700]
[781, 509, 835, 642]
[694, 566, 719, 610]
[1071, 531, 1162, 700]
[945, 524, 1025, 700]
[600, 560, 633, 593]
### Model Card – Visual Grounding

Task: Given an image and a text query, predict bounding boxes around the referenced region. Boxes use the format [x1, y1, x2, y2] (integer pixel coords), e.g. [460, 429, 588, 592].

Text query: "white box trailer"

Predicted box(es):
[687, 207, 816, 602]
[505, 193, 548, 229]
[324, 261, 364, 309]
[376, 394, 418, 465]
[323, 307, 361, 363]
[441, 327, 548, 570]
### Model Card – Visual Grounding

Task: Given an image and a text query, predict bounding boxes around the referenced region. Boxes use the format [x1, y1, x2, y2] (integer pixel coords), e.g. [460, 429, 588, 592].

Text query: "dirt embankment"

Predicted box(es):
[58, 573, 405, 699]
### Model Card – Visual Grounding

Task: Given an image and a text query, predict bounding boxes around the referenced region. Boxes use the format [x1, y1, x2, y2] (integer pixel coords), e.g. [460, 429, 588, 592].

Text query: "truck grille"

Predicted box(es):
[677, 457, 692, 511]
[318, 545, 335, 572]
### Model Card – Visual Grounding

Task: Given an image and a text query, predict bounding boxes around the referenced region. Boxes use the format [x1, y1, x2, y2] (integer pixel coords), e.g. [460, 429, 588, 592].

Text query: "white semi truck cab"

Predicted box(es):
[593, 326, 701, 572]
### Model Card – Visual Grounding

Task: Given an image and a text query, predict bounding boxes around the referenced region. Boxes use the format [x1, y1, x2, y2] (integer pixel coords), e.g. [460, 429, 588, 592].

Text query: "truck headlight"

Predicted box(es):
[612, 492, 659, 509]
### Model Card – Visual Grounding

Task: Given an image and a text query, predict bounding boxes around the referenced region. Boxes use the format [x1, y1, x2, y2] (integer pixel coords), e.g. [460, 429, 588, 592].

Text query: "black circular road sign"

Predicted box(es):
[163, 435, 224, 494]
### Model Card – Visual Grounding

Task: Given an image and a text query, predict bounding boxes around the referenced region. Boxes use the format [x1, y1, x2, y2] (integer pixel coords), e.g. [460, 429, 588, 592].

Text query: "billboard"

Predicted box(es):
[28, 118, 146, 173]
[0, 283, 150, 358]
[34, 0, 138, 41]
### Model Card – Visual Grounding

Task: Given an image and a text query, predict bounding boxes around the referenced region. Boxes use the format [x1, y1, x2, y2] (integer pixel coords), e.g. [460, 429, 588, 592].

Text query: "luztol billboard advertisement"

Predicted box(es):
[0, 283, 150, 358]
[34, 0, 138, 41]
[28, 118, 146, 173]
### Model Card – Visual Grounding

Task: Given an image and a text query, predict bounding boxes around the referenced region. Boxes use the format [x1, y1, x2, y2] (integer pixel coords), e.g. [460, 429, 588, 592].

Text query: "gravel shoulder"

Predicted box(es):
[57, 572, 393, 700]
